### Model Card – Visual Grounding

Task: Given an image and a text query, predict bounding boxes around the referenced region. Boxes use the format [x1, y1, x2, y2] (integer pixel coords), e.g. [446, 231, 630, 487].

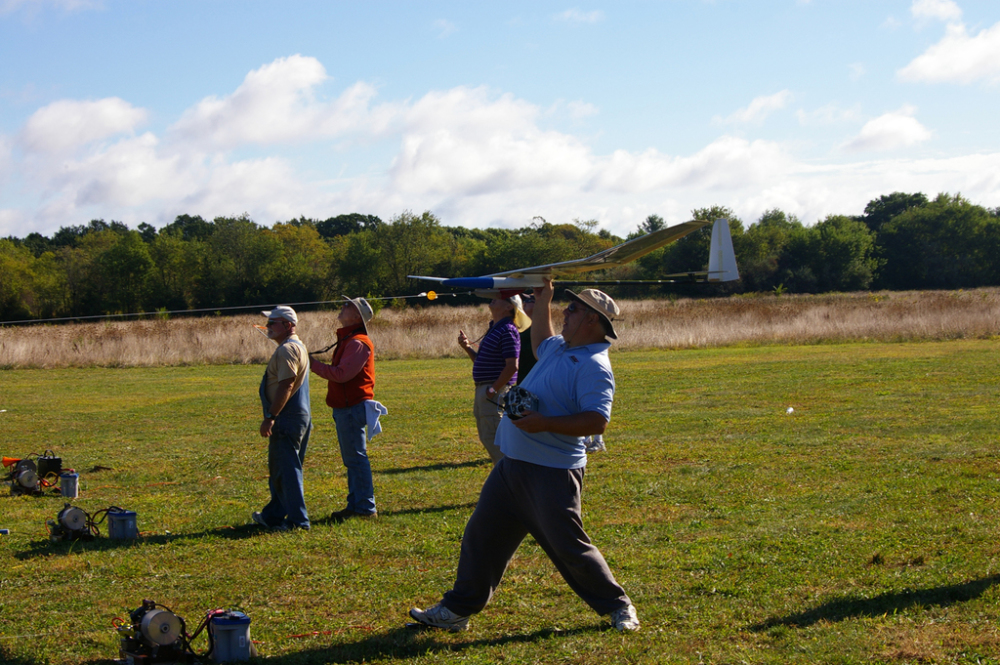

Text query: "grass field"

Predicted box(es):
[2, 340, 1000, 664]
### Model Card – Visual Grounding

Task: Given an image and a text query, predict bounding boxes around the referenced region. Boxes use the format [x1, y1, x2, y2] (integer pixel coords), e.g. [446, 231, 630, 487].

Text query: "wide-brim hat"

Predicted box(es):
[564, 289, 620, 339]
[341, 295, 374, 332]
[503, 293, 532, 333]
[513, 305, 531, 333]
[262, 305, 298, 325]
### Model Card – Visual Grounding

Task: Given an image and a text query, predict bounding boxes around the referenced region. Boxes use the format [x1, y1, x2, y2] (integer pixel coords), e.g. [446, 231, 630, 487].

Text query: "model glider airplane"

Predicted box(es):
[409, 218, 739, 299]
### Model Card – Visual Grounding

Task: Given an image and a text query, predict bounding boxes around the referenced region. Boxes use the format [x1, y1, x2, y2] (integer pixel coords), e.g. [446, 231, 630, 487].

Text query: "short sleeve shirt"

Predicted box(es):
[496, 335, 615, 469]
[472, 317, 521, 385]
[265, 334, 309, 405]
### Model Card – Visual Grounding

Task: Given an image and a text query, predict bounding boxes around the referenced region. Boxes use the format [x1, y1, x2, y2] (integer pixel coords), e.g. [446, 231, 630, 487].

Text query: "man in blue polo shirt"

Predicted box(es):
[411, 278, 639, 633]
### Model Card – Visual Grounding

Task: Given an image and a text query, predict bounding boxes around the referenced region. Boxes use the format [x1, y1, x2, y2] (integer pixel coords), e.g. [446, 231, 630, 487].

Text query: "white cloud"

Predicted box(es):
[554, 8, 604, 24]
[590, 136, 793, 194]
[170, 55, 394, 150]
[4, 55, 1000, 241]
[178, 157, 314, 221]
[18, 98, 147, 154]
[67, 134, 194, 208]
[898, 22, 1000, 84]
[910, 0, 962, 23]
[715, 91, 792, 125]
[848, 62, 866, 81]
[390, 86, 593, 196]
[432, 19, 457, 38]
[17, 132, 197, 216]
[842, 106, 932, 152]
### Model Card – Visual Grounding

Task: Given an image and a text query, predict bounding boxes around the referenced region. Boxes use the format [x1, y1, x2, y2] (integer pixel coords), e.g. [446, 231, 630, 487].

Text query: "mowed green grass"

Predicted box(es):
[1, 340, 999, 664]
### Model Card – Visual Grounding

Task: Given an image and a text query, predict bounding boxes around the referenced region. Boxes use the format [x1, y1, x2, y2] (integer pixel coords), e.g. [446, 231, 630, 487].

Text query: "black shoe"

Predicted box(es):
[330, 508, 378, 523]
[251, 511, 275, 528]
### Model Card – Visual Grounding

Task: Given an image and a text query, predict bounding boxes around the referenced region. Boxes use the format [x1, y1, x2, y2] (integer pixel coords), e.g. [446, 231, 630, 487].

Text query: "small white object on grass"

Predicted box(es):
[786, 407, 794, 414]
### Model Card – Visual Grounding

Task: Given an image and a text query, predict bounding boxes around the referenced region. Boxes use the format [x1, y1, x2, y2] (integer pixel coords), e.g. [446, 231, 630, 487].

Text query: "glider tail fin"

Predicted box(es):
[708, 218, 739, 282]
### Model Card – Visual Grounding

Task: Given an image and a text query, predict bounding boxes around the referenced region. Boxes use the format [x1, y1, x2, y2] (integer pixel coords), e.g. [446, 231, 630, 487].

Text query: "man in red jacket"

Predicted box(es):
[310, 296, 377, 522]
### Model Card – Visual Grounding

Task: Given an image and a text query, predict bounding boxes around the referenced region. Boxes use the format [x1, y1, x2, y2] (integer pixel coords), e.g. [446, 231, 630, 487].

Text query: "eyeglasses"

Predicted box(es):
[266, 319, 285, 327]
[566, 302, 587, 314]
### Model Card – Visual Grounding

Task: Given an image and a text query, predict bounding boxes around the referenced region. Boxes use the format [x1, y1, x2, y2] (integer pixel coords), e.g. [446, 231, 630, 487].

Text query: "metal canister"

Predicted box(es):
[209, 611, 252, 663]
[108, 509, 138, 539]
[60, 469, 79, 498]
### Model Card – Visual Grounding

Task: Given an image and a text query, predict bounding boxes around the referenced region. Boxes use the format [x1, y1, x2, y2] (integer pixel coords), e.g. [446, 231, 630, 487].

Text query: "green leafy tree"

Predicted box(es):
[147, 230, 205, 310]
[201, 215, 281, 306]
[21, 232, 54, 258]
[97, 231, 154, 313]
[25, 251, 70, 318]
[66, 231, 119, 313]
[0, 240, 33, 320]
[338, 229, 382, 296]
[448, 227, 510, 276]
[137, 222, 157, 243]
[53, 229, 152, 315]
[860, 192, 928, 233]
[812, 215, 880, 291]
[478, 221, 609, 277]
[266, 222, 336, 302]
[316, 213, 383, 239]
[736, 208, 800, 292]
[773, 223, 819, 292]
[639, 214, 666, 234]
[876, 193, 1000, 290]
[162, 214, 215, 242]
[373, 211, 453, 295]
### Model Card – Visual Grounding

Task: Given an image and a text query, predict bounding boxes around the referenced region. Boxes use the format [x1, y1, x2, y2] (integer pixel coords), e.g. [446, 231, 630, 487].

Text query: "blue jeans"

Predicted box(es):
[260, 417, 311, 529]
[332, 403, 376, 515]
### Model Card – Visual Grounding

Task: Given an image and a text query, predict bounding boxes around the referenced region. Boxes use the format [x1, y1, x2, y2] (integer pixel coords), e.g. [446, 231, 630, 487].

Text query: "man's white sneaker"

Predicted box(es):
[610, 604, 640, 632]
[409, 603, 470, 632]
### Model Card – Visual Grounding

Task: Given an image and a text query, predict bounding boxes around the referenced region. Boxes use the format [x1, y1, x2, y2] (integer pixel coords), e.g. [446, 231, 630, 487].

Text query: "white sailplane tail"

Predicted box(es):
[708, 218, 739, 282]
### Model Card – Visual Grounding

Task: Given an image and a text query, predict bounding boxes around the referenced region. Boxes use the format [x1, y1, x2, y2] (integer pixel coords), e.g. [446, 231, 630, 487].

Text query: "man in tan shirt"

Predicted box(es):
[253, 305, 312, 530]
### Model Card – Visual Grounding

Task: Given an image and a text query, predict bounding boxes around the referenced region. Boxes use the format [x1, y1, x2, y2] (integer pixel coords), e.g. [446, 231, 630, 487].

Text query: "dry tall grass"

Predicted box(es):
[3, 289, 1000, 368]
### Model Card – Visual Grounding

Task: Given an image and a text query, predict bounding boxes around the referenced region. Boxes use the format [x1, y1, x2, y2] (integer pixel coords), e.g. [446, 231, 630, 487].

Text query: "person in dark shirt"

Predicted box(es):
[516, 292, 537, 386]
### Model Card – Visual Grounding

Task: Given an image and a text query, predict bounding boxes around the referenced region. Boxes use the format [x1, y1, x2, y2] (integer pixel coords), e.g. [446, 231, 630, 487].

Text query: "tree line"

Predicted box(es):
[2, 192, 999, 322]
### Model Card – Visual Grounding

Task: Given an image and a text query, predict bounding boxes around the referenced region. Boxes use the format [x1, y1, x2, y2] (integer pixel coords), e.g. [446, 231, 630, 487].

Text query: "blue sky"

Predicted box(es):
[2, 0, 998, 239]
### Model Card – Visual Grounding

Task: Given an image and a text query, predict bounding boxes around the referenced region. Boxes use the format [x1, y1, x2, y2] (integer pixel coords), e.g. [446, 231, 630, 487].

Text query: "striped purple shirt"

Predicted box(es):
[472, 317, 520, 385]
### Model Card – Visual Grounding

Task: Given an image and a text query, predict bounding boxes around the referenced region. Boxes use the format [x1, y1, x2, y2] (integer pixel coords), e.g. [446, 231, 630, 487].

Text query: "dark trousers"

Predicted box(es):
[442, 457, 631, 617]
